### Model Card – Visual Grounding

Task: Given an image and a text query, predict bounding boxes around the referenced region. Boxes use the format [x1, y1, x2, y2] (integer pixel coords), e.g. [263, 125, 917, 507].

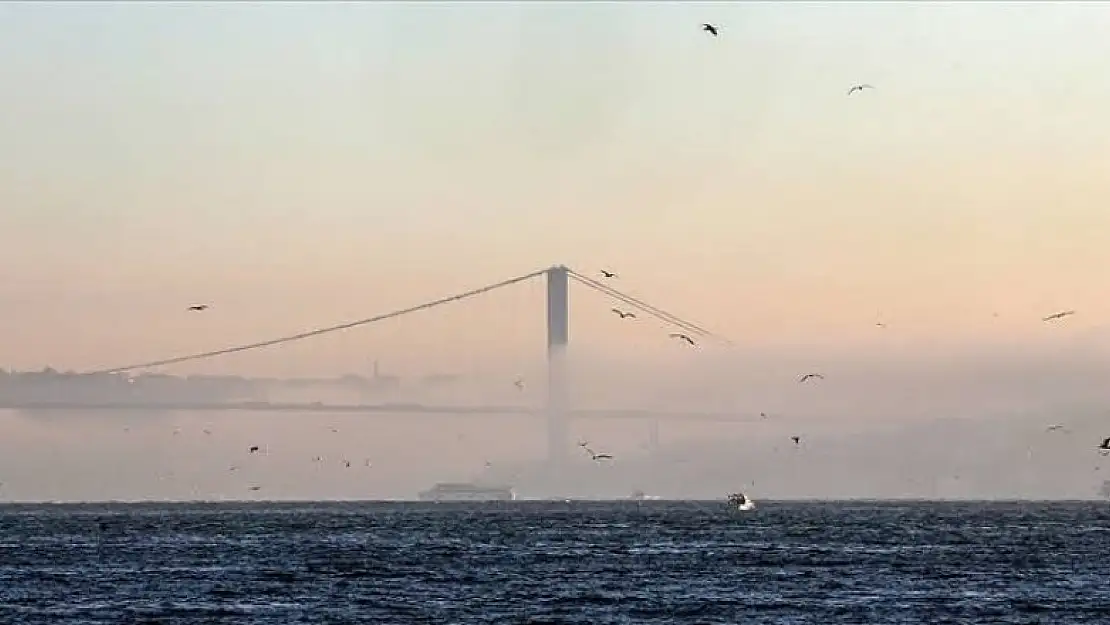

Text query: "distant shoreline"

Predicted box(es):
[0, 498, 1105, 507]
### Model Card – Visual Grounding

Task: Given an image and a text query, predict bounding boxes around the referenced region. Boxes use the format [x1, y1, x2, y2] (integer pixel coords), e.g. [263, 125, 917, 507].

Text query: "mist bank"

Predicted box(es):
[1, 334, 1108, 502]
[485, 405, 1110, 501]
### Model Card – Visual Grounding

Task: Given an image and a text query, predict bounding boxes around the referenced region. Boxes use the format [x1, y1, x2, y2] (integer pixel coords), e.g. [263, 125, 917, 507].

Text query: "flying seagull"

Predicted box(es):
[581, 445, 613, 461]
[791, 436, 801, 446]
[847, 84, 874, 95]
[248, 446, 260, 454]
[611, 308, 636, 319]
[1042, 310, 1075, 322]
[186, 305, 209, 312]
[514, 378, 525, 391]
[1099, 437, 1110, 453]
[798, 373, 825, 383]
[600, 269, 618, 278]
[1046, 424, 1066, 432]
[702, 23, 719, 36]
[669, 333, 696, 346]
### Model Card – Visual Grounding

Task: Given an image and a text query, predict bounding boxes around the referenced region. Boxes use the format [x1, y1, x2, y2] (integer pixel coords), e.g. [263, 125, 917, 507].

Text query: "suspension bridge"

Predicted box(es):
[5, 266, 744, 469]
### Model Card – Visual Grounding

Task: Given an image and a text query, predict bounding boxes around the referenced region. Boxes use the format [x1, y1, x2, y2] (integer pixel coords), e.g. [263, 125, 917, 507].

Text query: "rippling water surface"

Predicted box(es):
[1, 500, 1108, 624]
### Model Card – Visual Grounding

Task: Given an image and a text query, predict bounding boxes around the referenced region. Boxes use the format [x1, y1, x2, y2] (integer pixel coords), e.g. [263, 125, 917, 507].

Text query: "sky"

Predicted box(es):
[2, 1, 1110, 500]
[1, 1, 1110, 375]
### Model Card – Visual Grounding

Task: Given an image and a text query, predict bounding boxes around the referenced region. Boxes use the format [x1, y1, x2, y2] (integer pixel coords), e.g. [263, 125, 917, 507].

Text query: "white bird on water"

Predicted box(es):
[728, 492, 755, 511]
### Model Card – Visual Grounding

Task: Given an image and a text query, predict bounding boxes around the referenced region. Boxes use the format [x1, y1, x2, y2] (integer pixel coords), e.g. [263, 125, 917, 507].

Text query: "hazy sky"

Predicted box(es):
[5, 2, 1110, 504]
[1, 1, 1110, 377]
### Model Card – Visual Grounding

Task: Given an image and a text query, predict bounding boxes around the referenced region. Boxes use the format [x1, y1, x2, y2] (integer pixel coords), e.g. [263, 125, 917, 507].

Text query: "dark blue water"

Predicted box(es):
[1, 500, 1108, 624]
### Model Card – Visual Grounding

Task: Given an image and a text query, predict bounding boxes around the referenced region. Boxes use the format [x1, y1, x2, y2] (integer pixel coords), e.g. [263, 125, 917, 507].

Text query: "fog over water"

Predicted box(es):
[3, 2, 1110, 502]
[3, 336, 1109, 502]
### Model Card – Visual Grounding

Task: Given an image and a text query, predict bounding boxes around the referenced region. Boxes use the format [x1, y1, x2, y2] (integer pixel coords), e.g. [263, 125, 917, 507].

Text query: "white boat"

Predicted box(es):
[727, 492, 756, 511]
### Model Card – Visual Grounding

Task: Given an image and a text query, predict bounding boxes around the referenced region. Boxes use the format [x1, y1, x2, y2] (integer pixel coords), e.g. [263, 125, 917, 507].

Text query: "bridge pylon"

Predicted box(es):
[545, 265, 570, 473]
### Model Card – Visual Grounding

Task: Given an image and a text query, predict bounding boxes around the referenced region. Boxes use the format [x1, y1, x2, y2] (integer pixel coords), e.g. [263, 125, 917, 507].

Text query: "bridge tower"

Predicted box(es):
[545, 265, 570, 471]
